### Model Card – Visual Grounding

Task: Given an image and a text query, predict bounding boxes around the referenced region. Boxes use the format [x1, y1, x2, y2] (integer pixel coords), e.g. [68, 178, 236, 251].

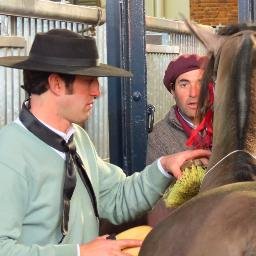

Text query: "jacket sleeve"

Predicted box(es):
[97, 158, 172, 225]
[0, 162, 77, 256]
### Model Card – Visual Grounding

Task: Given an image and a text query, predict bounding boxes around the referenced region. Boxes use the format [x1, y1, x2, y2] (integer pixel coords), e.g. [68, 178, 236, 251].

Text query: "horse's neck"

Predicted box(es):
[200, 36, 256, 192]
[200, 150, 256, 192]
[200, 104, 256, 192]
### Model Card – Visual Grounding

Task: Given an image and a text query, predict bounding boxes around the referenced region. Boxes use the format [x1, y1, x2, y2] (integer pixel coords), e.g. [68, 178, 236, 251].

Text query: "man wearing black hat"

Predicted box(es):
[0, 30, 210, 256]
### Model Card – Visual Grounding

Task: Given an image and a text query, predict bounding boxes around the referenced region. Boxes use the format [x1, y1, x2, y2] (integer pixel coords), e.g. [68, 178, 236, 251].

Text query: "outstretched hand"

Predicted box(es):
[80, 235, 142, 256]
[160, 149, 211, 179]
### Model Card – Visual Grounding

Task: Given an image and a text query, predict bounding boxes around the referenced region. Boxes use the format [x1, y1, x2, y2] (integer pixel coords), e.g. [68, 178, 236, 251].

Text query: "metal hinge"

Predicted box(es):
[147, 104, 155, 133]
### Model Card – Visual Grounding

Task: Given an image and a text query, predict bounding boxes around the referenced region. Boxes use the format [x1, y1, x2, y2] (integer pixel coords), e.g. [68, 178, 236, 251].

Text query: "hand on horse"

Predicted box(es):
[79, 235, 142, 256]
[160, 149, 211, 179]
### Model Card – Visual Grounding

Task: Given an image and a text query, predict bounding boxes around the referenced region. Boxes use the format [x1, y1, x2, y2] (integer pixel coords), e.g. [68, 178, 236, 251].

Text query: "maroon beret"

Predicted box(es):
[163, 54, 208, 93]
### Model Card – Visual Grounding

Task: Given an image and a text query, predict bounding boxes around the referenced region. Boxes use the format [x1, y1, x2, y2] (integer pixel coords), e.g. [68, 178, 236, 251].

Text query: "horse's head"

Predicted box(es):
[139, 25, 256, 256]
[185, 21, 256, 191]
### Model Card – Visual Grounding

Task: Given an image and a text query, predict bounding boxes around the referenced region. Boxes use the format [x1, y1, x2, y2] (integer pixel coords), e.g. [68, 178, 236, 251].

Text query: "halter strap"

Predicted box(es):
[204, 149, 256, 179]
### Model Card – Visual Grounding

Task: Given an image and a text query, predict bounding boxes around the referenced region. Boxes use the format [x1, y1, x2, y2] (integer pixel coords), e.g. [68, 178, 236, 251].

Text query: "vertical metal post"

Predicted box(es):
[238, 0, 256, 22]
[106, 0, 147, 174]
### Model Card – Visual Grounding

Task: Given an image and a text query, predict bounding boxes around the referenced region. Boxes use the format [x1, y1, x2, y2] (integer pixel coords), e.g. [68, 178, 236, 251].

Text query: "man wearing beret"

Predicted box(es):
[0, 30, 210, 256]
[145, 54, 213, 227]
[146, 54, 212, 165]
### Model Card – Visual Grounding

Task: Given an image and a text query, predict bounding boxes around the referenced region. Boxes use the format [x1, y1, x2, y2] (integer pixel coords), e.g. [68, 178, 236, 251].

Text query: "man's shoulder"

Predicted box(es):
[0, 122, 49, 151]
[148, 108, 188, 151]
[151, 108, 182, 135]
[0, 122, 39, 153]
[0, 123, 29, 165]
[151, 118, 169, 135]
[0, 122, 23, 139]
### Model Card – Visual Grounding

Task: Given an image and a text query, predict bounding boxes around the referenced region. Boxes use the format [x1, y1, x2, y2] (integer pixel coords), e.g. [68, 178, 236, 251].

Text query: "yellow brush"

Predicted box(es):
[163, 164, 206, 208]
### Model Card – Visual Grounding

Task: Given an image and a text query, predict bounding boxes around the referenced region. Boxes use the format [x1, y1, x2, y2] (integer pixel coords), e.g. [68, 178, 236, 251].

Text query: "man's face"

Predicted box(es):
[57, 75, 100, 124]
[172, 69, 204, 123]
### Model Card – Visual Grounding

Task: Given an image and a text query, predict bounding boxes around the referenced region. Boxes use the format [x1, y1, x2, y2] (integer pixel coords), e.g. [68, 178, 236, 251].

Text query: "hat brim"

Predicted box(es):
[0, 56, 132, 77]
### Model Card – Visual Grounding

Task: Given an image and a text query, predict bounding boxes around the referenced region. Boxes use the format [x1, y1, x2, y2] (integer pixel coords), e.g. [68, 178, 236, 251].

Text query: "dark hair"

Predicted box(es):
[22, 70, 76, 95]
[196, 54, 215, 123]
[216, 23, 256, 36]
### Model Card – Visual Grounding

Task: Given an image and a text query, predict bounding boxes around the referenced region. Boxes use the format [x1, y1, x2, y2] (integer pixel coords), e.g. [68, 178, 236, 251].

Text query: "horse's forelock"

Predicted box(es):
[196, 53, 215, 123]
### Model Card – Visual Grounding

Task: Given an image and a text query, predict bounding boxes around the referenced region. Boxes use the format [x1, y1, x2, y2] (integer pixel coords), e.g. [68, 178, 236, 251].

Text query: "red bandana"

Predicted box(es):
[175, 82, 214, 150]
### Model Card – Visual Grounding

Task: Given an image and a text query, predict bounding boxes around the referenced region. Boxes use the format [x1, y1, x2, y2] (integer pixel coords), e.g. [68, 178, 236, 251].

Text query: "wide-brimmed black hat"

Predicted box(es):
[0, 29, 132, 77]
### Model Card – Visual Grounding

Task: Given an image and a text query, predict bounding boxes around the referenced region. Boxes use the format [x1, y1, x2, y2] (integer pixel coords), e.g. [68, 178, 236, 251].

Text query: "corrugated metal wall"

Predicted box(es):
[0, 14, 109, 160]
[146, 32, 206, 123]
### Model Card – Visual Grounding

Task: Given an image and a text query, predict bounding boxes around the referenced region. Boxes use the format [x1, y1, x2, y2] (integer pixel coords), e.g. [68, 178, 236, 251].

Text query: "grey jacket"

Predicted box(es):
[146, 105, 190, 164]
[146, 106, 190, 227]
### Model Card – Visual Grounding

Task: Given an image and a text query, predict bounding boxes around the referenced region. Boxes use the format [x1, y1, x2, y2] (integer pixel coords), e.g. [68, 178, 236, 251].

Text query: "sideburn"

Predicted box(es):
[65, 84, 74, 95]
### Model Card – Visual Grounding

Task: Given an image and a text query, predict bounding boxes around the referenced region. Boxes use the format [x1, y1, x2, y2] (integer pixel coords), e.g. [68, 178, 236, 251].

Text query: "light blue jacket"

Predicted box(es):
[0, 123, 171, 256]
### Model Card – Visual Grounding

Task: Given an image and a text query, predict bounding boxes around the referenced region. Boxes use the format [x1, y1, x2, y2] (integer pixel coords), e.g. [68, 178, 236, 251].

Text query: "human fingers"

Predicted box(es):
[115, 239, 142, 250]
[198, 157, 209, 166]
[80, 238, 138, 256]
[176, 150, 211, 178]
[160, 149, 211, 179]
[160, 155, 182, 179]
[115, 240, 142, 256]
[184, 149, 211, 161]
[170, 167, 183, 179]
[111, 250, 133, 256]
[111, 252, 132, 256]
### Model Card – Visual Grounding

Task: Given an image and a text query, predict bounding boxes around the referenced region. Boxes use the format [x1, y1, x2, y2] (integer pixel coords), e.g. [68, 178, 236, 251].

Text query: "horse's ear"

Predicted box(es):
[184, 19, 226, 55]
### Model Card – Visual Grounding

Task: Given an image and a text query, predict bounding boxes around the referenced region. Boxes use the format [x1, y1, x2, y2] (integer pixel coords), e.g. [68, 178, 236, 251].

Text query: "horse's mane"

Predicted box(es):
[216, 23, 256, 35]
[196, 23, 256, 123]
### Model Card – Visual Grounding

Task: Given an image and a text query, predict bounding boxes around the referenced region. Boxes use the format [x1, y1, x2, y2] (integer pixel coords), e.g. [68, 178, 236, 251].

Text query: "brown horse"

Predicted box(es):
[139, 22, 256, 256]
